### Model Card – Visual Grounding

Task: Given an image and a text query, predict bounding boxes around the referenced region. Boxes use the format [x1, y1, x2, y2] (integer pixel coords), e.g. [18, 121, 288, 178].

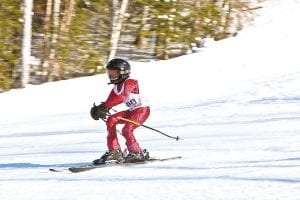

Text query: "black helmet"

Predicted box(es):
[106, 58, 131, 84]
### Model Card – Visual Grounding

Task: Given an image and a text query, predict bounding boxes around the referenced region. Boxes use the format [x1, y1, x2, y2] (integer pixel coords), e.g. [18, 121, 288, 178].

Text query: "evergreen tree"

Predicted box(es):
[0, 0, 22, 90]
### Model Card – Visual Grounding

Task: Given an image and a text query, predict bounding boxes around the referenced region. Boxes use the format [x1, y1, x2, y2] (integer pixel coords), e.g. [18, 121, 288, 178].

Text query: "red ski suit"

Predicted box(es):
[104, 79, 150, 153]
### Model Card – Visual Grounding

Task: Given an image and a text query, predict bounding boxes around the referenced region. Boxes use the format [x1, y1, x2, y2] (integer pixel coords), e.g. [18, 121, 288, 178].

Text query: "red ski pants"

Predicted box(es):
[105, 106, 150, 153]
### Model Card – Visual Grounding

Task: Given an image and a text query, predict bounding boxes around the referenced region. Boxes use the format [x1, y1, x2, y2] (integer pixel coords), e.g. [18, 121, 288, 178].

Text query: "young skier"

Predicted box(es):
[90, 58, 150, 164]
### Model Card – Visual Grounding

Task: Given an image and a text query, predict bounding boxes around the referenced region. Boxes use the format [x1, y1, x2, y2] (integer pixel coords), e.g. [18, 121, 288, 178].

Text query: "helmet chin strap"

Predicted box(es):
[107, 72, 120, 84]
[107, 69, 130, 84]
[107, 79, 118, 85]
[108, 76, 125, 85]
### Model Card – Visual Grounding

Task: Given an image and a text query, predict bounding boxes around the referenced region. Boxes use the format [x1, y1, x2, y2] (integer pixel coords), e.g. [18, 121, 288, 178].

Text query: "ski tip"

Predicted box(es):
[49, 168, 60, 172]
[171, 156, 182, 159]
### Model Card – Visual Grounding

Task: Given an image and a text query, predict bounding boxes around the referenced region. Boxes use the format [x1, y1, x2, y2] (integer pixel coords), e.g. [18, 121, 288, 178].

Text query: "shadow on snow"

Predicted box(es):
[0, 162, 90, 169]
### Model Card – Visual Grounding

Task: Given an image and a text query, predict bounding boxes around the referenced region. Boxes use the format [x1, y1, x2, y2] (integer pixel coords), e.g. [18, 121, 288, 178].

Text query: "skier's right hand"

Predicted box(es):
[97, 102, 111, 119]
[90, 103, 110, 120]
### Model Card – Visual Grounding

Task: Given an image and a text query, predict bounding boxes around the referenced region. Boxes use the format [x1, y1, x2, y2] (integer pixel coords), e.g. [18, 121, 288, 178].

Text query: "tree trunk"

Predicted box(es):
[108, 0, 120, 61]
[60, 0, 76, 32]
[21, 0, 33, 88]
[108, 0, 129, 61]
[48, 0, 61, 82]
[140, 5, 150, 48]
[41, 0, 53, 82]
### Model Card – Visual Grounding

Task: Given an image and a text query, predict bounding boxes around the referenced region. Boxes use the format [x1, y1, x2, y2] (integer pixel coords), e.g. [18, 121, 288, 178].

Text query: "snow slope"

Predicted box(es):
[0, 0, 300, 199]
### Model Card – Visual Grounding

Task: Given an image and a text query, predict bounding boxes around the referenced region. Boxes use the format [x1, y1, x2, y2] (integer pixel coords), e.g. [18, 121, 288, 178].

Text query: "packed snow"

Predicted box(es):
[0, 0, 300, 199]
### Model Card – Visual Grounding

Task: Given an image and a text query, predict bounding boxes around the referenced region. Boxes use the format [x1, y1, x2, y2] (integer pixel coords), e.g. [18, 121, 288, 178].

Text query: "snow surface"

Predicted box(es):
[1, 0, 300, 199]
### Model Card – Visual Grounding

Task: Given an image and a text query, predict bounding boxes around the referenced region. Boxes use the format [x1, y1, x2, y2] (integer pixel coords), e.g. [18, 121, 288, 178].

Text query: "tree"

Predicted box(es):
[122, 0, 259, 59]
[37, 0, 106, 82]
[21, 0, 33, 87]
[108, 0, 129, 61]
[0, 0, 22, 91]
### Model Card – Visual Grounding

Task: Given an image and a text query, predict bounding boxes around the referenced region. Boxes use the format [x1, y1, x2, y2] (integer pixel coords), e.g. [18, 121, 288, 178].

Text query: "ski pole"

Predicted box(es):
[101, 118, 123, 135]
[103, 108, 181, 141]
[116, 116, 181, 141]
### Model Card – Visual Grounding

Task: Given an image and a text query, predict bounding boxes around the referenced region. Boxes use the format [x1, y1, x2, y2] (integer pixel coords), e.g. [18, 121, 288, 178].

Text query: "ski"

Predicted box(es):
[49, 156, 181, 173]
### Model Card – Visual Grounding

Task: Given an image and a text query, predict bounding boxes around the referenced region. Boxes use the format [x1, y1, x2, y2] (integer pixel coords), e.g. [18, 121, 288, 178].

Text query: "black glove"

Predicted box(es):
[97, 103, 110, 119]
[90, 104, 99, 120]
[90, 103, 110, 120]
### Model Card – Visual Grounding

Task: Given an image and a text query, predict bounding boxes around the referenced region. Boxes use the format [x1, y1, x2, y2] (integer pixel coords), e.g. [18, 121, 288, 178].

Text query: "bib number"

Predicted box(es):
[126, 99, 138, 107]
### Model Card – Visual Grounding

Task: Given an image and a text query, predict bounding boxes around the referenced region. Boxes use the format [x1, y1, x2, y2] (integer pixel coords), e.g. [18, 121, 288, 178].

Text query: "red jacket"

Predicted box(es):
[104, 79, 142, 110]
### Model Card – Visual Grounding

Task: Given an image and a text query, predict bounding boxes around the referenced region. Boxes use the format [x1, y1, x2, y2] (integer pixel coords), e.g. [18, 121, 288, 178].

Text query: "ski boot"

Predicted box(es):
[93, 149, 123, 165]
[124, 149, 150, 163]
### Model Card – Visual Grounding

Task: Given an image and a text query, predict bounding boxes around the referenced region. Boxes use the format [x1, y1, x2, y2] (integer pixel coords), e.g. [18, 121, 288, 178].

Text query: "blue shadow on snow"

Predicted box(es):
[0, 162, 90, 169]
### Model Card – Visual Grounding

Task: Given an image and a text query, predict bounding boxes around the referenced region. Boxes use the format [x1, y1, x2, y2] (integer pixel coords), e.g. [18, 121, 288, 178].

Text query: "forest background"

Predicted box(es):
[0, 0, 261, 91]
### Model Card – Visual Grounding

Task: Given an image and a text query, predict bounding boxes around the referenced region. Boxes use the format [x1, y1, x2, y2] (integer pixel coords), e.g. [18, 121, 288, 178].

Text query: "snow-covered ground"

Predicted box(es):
[1, 0, 300, 199]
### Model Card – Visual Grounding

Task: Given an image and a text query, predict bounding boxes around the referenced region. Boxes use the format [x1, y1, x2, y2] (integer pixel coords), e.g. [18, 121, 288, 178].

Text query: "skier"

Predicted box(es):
[90, 58, 150, 164]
